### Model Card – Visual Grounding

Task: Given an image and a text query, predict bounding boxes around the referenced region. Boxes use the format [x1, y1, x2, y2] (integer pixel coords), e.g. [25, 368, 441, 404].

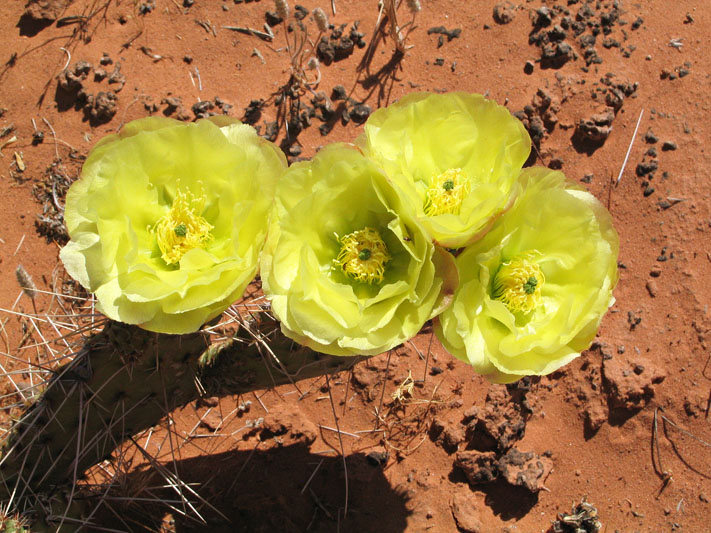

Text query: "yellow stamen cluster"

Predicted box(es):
[335, 227, 391, 284]
[492, 253, 545, 314]
[154, 188, 213, 265]
[423, 168, 471, 216]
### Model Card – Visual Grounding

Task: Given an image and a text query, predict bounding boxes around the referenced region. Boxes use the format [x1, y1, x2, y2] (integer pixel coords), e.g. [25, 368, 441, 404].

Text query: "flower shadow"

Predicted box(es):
[90, 444, 412, 532]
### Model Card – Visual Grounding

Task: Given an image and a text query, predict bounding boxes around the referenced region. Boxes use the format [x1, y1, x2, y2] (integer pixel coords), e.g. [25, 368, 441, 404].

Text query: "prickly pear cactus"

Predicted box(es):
[0, 315, 363, 510]
[0, 515, 30, 533]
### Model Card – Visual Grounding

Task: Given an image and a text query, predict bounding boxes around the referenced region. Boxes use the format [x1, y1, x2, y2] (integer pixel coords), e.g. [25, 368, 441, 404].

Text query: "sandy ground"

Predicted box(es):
[1, 0, 710, 531]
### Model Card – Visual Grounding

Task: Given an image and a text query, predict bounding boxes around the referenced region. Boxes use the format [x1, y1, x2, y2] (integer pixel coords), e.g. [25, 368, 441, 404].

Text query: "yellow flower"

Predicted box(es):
[60, 117, 286, 334]
[261, 144, 458, 356]
[357, 92, 531, 248]
[435, 167, 619, 383]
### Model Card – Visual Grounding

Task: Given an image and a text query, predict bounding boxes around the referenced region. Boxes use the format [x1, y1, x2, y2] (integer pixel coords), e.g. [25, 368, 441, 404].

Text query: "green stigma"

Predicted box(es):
[335, 227, 391, 285]
[523, 276, 538, 294]
[423, 168, 472, 216]
[154, 187, 213, 265]
[492, 253, 545, 313]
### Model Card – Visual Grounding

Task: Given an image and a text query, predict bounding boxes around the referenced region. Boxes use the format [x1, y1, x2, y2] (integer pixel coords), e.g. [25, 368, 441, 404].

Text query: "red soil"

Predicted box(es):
[1, 0, 710, 531]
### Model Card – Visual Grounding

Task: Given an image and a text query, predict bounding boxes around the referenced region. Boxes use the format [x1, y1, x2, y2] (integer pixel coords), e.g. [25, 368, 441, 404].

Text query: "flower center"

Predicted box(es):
[154, 188, 213, 265]
[335, 227, 391, 284]
[492, 253, 545, 314]
[423, 168, 471, 216]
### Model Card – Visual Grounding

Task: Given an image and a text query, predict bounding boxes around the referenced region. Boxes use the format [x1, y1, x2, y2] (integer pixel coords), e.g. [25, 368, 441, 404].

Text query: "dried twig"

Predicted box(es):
[652, 407, 673, 496]
[325, 372, 349, 517]
[223, 26, 274, 42]
[374, 351, 393, 429]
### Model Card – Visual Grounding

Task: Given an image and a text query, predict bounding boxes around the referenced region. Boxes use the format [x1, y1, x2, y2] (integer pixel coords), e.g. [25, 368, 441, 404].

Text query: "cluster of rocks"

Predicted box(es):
[661, 62, 692, 81]
[265, 3, 309, 26]
[513, 87, 561, 162]
[317, 22, 366, 64]
[192, 97, 233, 119]
[430, 382, 553, 495]
[264, 5, 365, 65]
[426, 26, 462, 48]
[140, 93, 233, 122]
[57, 55, 123, 124]
[241, 84, 371, 159]
[634, 128, 677, 199]
[574, 73, 638, 148]
[512, 74, 638, 164]
[525, 1, 641, 72]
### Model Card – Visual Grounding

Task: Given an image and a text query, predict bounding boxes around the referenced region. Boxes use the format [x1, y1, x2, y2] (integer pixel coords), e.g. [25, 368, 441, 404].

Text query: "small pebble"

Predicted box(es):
[366, 450, 389, 466]
[331, 85, 347, 101]
[548, 158, 563, 170]
[662, 141, 677, 151]
[349, 104, 371, 124]
[644, 130, 658, 144]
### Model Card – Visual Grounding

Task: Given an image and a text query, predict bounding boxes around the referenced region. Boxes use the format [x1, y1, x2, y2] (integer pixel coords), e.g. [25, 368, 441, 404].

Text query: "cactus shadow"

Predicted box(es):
[91, 443, 412, 532]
